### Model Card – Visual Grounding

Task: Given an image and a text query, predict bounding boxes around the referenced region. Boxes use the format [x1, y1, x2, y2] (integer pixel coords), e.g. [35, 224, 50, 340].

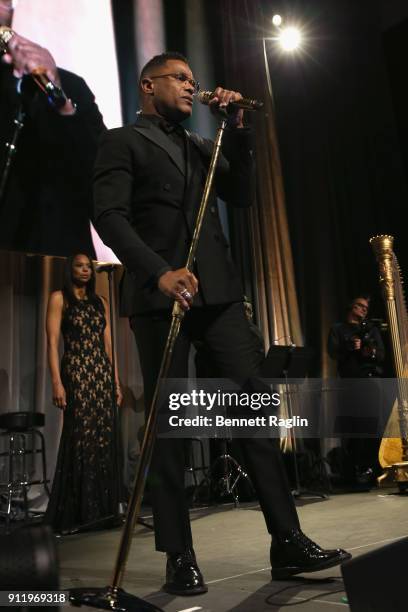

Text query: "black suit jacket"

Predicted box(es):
[0, 64, 105, 257]
[93, 114, 255, 315]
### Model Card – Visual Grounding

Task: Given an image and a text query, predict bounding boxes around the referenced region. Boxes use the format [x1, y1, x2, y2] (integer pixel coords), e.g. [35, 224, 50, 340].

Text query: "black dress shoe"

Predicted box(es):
[163, 549, 208, 596]
[270, 528, 352, 580]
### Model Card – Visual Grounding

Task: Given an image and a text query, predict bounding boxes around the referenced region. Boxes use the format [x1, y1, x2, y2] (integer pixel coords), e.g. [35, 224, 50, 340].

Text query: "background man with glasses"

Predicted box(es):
[328, 295, 385, 487]
[94, 51, 350, 597]
[328, 295, 385, 378]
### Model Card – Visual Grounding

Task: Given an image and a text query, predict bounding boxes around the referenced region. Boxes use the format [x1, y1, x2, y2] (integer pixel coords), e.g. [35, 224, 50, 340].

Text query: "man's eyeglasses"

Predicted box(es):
[354, 302, 368, 311]
[148, 72, 200, 94]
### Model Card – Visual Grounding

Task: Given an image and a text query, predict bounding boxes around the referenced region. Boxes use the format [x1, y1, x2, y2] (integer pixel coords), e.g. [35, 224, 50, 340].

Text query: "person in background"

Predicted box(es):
[45, 253, 122, 534]
[328, 296, 384, 378]
[93, 51, 351, 595]
[328, 295, 385, 485]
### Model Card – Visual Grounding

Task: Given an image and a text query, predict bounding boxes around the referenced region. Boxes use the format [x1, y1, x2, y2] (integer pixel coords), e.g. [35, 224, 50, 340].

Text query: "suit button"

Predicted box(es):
[163, 183, 171, 191]
[210, 206, 216, 214]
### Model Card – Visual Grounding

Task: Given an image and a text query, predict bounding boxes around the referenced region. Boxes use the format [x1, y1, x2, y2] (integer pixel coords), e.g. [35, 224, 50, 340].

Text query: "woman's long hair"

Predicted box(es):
[62, 254, 101, 308]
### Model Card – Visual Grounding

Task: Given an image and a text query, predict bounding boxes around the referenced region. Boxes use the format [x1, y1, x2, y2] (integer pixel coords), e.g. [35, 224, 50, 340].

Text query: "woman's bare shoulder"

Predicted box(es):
[48, 290, 64, 306]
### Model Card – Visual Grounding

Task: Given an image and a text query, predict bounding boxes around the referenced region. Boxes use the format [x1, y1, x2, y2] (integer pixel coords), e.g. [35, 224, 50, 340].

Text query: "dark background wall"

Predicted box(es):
[378, 0, 408, 31]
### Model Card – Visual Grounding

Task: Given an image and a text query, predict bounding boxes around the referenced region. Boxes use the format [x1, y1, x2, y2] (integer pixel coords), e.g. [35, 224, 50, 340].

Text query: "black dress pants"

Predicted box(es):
[130, 302, 299, 553]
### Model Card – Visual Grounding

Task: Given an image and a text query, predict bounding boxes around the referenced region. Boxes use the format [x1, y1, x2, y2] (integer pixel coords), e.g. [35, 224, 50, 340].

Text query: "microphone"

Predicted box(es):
[28, 68, 68, 109]
[0, 25, 13, 51]
[197, 90, 264, 111]
[0, 26, 67, 109]
[96, 264, 117, 273]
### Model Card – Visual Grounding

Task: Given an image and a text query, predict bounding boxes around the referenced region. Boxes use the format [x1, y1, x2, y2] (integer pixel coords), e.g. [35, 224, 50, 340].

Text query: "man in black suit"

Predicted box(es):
[94, 52, 350, 595]
[0, 0, 104, 256]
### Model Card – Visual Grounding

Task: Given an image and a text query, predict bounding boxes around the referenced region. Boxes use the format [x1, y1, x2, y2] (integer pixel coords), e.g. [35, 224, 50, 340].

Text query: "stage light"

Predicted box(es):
[272, 14, 282, 27]
[278, 26, 302, 51]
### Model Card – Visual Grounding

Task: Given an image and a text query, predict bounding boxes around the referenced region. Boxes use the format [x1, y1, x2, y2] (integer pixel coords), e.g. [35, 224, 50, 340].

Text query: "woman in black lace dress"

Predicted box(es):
[45, 253, 122, 533]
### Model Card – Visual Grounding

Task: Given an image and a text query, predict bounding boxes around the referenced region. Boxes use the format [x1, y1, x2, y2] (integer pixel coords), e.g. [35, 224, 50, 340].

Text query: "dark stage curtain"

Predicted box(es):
[268, 0, 408, 375]
[384, 17, 408, 186]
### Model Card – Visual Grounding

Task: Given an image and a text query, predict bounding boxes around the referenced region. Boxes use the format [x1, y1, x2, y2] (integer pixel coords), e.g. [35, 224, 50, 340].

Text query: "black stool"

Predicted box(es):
[0, 412, 50, 529]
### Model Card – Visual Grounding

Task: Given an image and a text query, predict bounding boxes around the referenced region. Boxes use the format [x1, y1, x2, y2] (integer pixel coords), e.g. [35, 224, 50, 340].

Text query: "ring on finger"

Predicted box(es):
[180, 288, 192, 300]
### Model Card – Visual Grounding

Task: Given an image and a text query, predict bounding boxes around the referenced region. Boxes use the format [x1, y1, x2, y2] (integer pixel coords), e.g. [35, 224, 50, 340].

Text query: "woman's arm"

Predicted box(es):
[46, 291, 66, 409]
[101, 296, 123, 406]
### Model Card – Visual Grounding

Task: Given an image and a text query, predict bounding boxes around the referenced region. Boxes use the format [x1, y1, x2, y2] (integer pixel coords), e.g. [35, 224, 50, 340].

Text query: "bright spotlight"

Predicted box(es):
[278, 26, 302, 51]
[272, 14, 282, 27]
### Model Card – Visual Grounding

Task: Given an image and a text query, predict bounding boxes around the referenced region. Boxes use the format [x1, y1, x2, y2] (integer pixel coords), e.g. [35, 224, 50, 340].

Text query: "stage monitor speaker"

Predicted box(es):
[341, 536, 408, 612]
[0, 524, 59, 590]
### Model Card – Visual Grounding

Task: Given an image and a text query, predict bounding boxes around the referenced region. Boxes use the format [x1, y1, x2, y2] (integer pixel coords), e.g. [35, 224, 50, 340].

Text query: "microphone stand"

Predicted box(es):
[282, 346, 327, 500]
[0, 104, 25, 206]
[0, 76, 66, 207]
[69, 115, 229, 612]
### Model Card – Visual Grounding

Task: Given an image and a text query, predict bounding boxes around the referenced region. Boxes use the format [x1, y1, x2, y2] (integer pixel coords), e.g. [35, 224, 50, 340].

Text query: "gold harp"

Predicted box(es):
[370, 235, 408, 489]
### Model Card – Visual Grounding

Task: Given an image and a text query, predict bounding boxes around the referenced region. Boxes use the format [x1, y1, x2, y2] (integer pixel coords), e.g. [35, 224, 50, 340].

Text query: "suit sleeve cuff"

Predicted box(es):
[149, 266, 172, 289]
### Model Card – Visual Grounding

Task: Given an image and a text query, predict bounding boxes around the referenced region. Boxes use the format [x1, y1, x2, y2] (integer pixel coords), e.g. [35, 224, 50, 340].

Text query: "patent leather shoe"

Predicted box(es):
[163, 549, 208, 596]
[270, 528, 351, 580]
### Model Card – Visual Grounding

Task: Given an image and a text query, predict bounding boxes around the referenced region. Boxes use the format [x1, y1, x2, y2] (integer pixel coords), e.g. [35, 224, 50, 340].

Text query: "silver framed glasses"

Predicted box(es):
[149, 72, 200, 94]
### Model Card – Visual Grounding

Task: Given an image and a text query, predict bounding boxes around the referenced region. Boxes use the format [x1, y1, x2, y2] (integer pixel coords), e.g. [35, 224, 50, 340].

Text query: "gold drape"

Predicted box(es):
[250, 95, 303, 350]
[221, 0, 303, 350]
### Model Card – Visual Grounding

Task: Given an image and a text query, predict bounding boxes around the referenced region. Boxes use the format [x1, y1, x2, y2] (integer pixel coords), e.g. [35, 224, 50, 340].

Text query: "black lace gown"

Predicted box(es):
[45, 297, 120, 533]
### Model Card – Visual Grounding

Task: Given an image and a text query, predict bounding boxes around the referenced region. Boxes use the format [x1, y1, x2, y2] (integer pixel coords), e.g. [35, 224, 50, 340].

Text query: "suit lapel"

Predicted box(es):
[133, 118, 186, 177]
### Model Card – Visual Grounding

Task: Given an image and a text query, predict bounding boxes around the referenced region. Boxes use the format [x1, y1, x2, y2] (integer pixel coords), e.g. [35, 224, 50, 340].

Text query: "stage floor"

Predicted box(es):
[58, 490, 408, 611]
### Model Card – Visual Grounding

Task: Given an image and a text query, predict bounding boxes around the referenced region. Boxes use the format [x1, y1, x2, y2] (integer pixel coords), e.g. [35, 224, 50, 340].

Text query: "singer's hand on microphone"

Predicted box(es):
[3, 32, 60, 84]
[209, 86, 244, 128]
[3, 32, 75, 114]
